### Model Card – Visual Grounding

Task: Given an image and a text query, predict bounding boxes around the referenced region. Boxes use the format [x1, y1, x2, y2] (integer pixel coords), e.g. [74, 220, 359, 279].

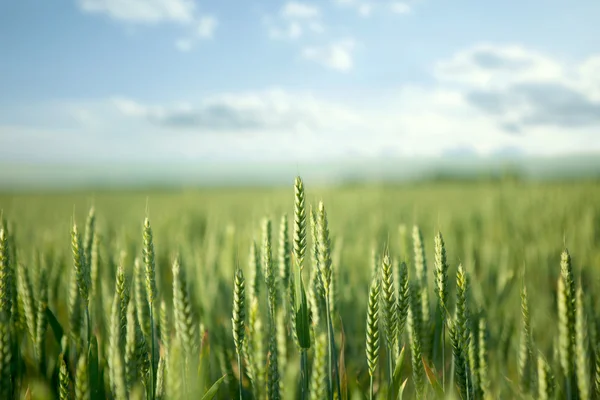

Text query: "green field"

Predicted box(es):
[0, 179, 599, 399]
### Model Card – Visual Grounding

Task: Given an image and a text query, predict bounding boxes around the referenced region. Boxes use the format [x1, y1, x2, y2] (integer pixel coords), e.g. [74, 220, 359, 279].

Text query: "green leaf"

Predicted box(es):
[198, 330, 211, 395]
[338, 317, 347, 400]
[389, 346, 406, 400]
[422, 357, 444, 398]
[201, 374, 227, 400]
[45, 307, 64, 346]
[398, 378, 408, 400]
[88, 336, 100, 399]
[296, 276, 311, 349]
[353, 373, 369, 400]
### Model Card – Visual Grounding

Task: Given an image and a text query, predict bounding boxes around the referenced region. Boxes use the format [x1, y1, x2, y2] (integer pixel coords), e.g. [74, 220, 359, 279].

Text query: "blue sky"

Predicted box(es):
[1, 0, 599, 165]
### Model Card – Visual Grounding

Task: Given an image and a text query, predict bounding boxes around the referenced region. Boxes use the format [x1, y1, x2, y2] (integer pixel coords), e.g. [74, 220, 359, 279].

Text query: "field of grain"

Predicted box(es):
[0, 178, 599, 399]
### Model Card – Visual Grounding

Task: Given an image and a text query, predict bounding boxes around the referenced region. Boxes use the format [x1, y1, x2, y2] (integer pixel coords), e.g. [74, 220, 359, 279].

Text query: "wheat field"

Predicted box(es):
[0, 178, 599, 399]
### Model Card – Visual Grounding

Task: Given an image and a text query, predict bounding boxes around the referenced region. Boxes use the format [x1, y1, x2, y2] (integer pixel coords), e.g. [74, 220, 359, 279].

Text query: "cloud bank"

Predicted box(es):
[77, 0, 218, 50]
[3, 44, 599, 163]
[435, 44, 600, 133]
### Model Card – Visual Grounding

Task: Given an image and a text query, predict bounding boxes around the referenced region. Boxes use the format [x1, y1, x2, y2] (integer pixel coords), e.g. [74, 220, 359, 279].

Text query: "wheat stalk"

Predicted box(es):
[365, 278, 380, 400]
[232, 268, 246, 400]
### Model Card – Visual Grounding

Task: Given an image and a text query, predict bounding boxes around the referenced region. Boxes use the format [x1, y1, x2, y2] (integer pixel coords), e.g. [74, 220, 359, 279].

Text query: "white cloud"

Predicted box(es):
[77, 0, 197, 24]
[77, 0, 218, 51]
[358, 4, 372, 16]
[433, 44, 600, 133]
[268, 22, 304, 40]
[197, 15, 218, 38]
[333, 0, 374, 17]
[175, 38, 193, 52]
[578, 56, 600, 100]
[281, 2, 320, 19]
[173, 15, 218, 51]
[5, 44, 600, 165]
[112, 89, 370, 134]
[112, 98, 148, 116]
[390, 2, 411, 14]
[334, 0, 412, 17]
[434, 44, 564, 88]
[108, 45, 600, 156]
[302, 40, 356, 71]
[289, 22, 303, 39]
[308, 21, 324, 34]
[265, 2, 323, 41]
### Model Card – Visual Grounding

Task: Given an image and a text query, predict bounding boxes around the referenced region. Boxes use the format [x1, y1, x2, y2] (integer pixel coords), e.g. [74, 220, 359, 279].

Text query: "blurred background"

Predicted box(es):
[1, 0, 599, 189]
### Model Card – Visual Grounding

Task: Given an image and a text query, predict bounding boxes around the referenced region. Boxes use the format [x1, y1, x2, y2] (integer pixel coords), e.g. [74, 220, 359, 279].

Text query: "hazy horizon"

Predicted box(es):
[1, 152, 599, 190]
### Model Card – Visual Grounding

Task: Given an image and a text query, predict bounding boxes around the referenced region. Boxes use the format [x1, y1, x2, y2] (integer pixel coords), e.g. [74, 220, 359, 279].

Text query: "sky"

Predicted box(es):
[1, 0, 600, 165]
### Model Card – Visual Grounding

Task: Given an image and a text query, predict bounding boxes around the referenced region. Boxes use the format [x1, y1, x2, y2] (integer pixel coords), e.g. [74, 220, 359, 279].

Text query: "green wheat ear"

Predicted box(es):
[293, 176, 307, 269]
[267, 320, 281, 400]
[159, 299, 169, 351]
[381, 253, 397, 382]
[18, 263, 37, 348]
[558, 249, 576, 398]
[276, 310, 287, 387]
[83, 206, 95, 273]
[75, 351, 89, 400]
[316, 201, 332, 295]
[142, 218, 157, 305]
[124, 300, 137, 390]
[249, 240, 261, 300]
[246, 296, 265, 398]
[434, 232, 448, 316]
[478, 318, 490, 398]
[309, 333, 327, 400]
[166, 336, 183, 400]
[68, 263, 82, 343]
[287, 272, 299, 346]
[452, 264, 471, 400]
[309, 206, 322, 295]
[0, 313, 12, 399]
[261, 217, 281, 400]
[58, 354, 70, 400]
[262, 218, 277, 311]
[126, 298, 149, 392]
[366, 278, 380, 378]
[518, 283, 533, 394]
[469, 318, 482, 399]
[408, 284, 424, 399]
[381, 253, 397, 347]
[293, 177, 310, 400]
[278, 214, 291, 290]
[71, 223, 89, 306]
[232, 268, 246, 355]
[396, 261, 409, 342]
[134, 258, 151, 341]
[0, 227, 13, 320]
[433, 231, 449, 389]
[172, 257, 198, 357]
[115, 261, 129, 349]
[110, 294, 127, 400]
[155, 355, 166, 399]
[538, 352, 555, 400]
[575, 285, 590, 400]
[34, 266, 48, 368]
[596, 348, 600, 399]
[90, 234, 100, 300]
